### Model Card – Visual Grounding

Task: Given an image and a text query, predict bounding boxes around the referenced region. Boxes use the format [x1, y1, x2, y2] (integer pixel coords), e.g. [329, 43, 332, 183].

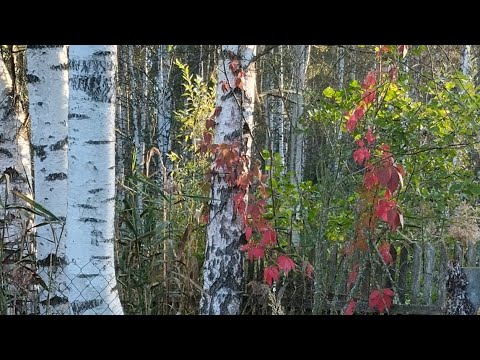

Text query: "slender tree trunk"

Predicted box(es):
[27, 45, 71, 315]
[461, 45, 471, 77]
[0, 56, 34, 314]
[277, 46, 285, 168]
[338, 46, 345, 89]
[157, 45, 172, 175]
[289, 45, 310, 247]
[66, 45, 123, 315]
[200, 45, 256, 315]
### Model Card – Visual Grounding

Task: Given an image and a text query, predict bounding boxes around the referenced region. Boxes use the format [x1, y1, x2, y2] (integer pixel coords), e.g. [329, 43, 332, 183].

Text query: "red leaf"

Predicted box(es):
[376, 198, 395, 222]
[205, 118, 216, 130]
[363, 170, 378, 190]
[386, 168, 400, 194]
[245, 226, 252, 241]
[363, 89, 376, 105]
[353, 107, 365, 121]
[353, 147, 371, 165]
[214, 106, 222, 117]
[346, 113, 358, 132]
[261, 229, 277, 247]
[229, 59, 240, 73]
[387, 208, 402, 231]
[344, 299, 357, 315]
[235, 77, 243, 90]
[362, 70, 376, 89]
[264, 266, 280, 287]
[277, 255, 296, 276]
[201, 214, 209, 224]
[366, 127, 375, 144]
[247, 246, 264, 262]
[203, 131, 212, 146]
[356, 139, 365, 147]
[369, 288, 394, 313]
[379, 242, 393, 265]
[305, 262, 314, 279]
[376, 165, 392, 187]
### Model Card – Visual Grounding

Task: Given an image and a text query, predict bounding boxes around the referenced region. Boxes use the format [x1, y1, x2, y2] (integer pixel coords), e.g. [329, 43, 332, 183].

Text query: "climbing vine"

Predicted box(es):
[199, 50, 304, 290]
[342, 45, 408, 314]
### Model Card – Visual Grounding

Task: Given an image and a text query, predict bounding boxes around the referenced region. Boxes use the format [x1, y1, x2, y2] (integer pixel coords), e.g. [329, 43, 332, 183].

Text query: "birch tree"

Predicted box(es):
[0, 54, 34, 314]
[200, 45, 256, 315]
[27, 45, 70, 314]
[66, 45, 123, 315]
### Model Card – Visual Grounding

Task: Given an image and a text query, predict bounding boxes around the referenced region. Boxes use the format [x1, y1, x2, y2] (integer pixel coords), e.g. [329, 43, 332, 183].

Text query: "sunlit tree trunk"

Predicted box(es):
[66, 45, 123, 315]
[0, 55, 34, 314]
[289, 45, 310, 247]
[157, 45, 172, 176]
[200, 45, 256, 315]
[27, 45, 71, 314]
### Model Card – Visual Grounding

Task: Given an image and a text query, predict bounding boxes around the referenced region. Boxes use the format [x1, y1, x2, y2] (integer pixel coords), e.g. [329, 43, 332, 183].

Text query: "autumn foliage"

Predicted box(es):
[343, 45, 408, 314]
[200, 52, 306, 289]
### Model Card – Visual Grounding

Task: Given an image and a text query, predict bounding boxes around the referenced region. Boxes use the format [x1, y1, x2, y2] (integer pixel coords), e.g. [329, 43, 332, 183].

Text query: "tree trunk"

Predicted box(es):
[461, 45, 471, 77]
[200, 45, 256, 315]
[0, 55, 35, 314]
[157, 45, 172, 176]
[27, 45, 71, 314]
[289, 45, 310, 247]
[66, 45, 123, 315]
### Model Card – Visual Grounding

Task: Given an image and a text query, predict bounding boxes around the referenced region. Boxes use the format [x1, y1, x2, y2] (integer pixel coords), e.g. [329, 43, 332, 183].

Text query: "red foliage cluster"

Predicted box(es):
[200, 55, 312, 288]
[342, 45, 408, 314]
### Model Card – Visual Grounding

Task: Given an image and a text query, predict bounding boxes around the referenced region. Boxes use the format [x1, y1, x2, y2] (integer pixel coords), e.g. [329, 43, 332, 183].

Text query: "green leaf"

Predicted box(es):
[323, 86, 336, 99]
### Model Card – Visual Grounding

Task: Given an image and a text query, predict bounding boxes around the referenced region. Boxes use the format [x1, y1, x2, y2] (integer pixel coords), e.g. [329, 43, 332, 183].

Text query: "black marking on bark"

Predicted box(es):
[93, 51, 113, 56]
[4, 166, 20, 179]
[91, 229, 102, 245]
[50, 63, 69, 71]
[68, 113, 89, 119]
[71, 299, 103, 315]
[50, 137, 68, 151]
[37, 102, 43, 106]
[85, 140, 112, 145]
[101, 197, 115, 203]
[40, 167, 46, 173]
[104, 237, 115, 243]
[69, 58, 115, 103]
[108, 165, 115, 170]
[91, 256, 110, 260]
[29, 45, 64, 49]
[58, 216, 66, 222]
[77, 204, 97, 209]
[0, 148, 13, 158]
[79, 217, 106, 223]
[224, 129, 241, 142]
[37, 253, 67, 267]
[32, 144, 47, 161]
[88, 188, 103, 194]
[26, 74, 40, 84]
[40, 295, 69, 306]
[0, 133, 4, 143]
[45, 172, 67, 181]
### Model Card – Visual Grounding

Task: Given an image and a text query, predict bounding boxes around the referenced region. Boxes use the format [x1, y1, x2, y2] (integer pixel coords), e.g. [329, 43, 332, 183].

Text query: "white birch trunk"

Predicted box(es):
[66, 45, 123, 315]
[27, 45, 71, 314]
[157, 45, 172, 175]
[461, 45, 471, 77]
[289, 45, 310, 247]
[278, 46, 285, 169]
[200, 45, 256, 315]
[0, 56, 34, 314]
[338, 46, 345, 89]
